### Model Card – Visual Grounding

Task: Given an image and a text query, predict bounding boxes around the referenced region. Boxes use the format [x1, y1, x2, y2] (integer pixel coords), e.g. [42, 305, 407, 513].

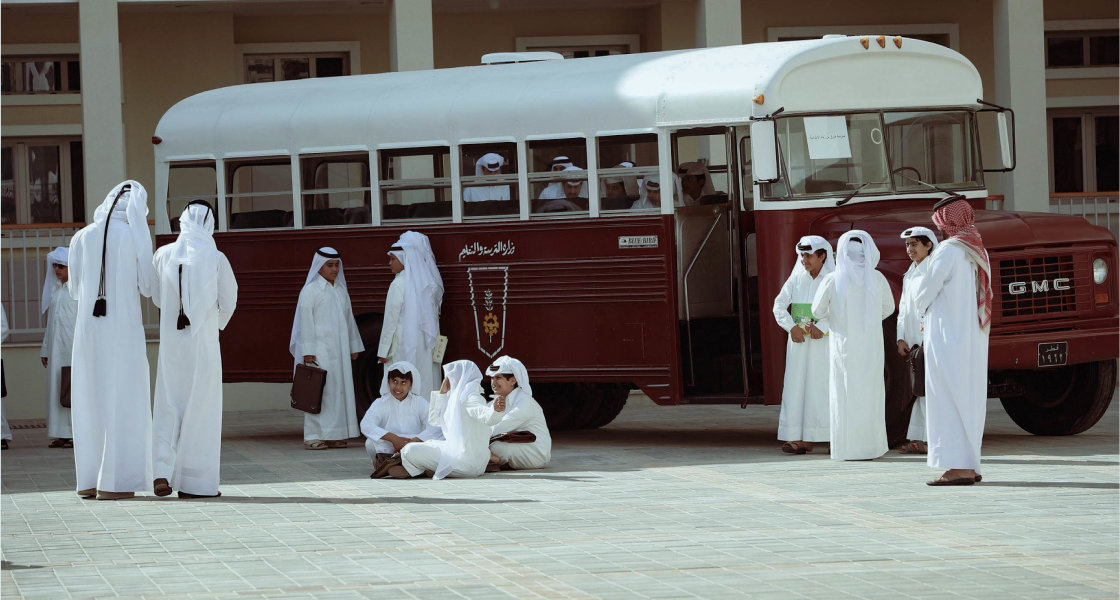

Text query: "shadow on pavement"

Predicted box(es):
[132, 495, 540, 505]
[977, 481, 1120, 489]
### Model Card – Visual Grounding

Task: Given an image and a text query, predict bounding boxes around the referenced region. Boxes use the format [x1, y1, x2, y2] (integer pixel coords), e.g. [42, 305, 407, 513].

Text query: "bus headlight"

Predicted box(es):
[1093, 258, 1108, 284]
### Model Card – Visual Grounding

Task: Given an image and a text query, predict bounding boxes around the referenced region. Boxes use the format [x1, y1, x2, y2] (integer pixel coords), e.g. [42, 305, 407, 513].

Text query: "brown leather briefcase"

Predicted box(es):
[490, 430, 537, 444]
[59, 366, 72, 408]
[908, 344, 925, 398]
[290, 362, 326, 414]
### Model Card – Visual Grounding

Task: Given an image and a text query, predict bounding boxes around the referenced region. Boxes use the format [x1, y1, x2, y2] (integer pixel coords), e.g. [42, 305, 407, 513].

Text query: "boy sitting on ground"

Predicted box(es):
[362, 361, 441, 478]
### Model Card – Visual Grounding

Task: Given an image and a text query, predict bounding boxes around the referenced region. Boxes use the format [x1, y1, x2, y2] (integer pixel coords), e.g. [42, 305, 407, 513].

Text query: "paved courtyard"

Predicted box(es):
[1, 391, 1117, 599]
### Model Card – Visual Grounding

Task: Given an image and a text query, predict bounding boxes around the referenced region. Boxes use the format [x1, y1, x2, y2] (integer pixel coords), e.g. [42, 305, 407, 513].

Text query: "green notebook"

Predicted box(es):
[791, 303, 815, 331]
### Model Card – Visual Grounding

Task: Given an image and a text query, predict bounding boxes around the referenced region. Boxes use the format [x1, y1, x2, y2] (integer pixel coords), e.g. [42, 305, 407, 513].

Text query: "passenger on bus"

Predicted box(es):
[915, 198, 991, 487]
[377, 231, 444, 399]
[895, 226, 940, 456]
[387, 360, 506, 479]
[810, 230, 893, 461]
[363, 360, 442, 479]
[290, 247, 365, 451]
[538, 165, 587, 201]
[772, 236, 834, 455]
[485, 356, 551, 471]
[463, 153, 511, 203]
[39, 246, 77, 449]
[67, 180, 157, 500]
[151, 201, 238, 498]
[537, 155, 575, 199]
[677, 162, 715, 206]
[630, 174, 682, 210]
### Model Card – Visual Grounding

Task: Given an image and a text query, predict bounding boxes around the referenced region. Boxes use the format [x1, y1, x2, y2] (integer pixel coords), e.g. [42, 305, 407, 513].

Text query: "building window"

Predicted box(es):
[1046, 30, 1119, 68]
[767, 25, 960, 50]
[244, 52, 349, 83]
[515, 35, 640, 58]
[1, 137, 84, 224]
[1048, 108, 1119, 193]
[1, 56, 80, 94]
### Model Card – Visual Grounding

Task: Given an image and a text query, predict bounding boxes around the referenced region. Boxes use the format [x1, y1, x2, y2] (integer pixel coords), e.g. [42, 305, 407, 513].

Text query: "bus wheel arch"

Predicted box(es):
[995, 359, 1116, 436]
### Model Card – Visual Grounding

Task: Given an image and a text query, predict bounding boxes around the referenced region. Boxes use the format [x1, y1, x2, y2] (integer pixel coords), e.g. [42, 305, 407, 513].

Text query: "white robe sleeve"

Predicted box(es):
[343, 292, 364, 355]
[296, 285, 320, 358]
[428, 391, 448, 428]
[914, 248, 953, 317]
[412, 396, 442, 440]
[810, 274, 835, 321]
[40, 307, 53, 359]
[67, 229, 85, 301]
[216, 253, 238, 331]
[878, 272, 895, 320]
[464, 393, 506, 426]
[150, 250, 165, 309]
[359, 398, 390, 441]
[897, 281, 909, 342]
[771, 274, 796, 332]
[490, 394, 535, 437]
[377, 278, 404, 358]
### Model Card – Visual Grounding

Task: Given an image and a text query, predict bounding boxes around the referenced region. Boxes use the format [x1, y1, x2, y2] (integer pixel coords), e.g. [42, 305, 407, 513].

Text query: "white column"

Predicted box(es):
[78, 0, 126, 220]
[390, 0, 434, 72]
[695, 0, 742, 48]
[993, 0, 1049, 212]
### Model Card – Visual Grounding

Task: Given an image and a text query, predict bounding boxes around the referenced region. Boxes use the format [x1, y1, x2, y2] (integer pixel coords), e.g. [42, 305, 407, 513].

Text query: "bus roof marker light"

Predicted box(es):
[894, 36, 903, 48]
[152, 136, 162, 145]
[876, 36, 886, 48]
[860, 37, 869, 49]
[753, 94, 764, 105]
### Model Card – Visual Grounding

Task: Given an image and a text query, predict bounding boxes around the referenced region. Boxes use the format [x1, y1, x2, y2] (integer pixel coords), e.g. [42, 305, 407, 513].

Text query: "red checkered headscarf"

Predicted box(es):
[932, 199, 992, 333]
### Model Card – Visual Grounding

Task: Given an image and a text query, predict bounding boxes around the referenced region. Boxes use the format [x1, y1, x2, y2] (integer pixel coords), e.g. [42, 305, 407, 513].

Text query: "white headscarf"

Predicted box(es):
[380, 360, 421, 398]
[388, 231, 443, 357]
[434, 360, 484, 480]
[165, 202, 219, 335]
[92, 180, 155, 304]
[899, 225, 940, 267]
[791, 235, 835, 279]
[40, 246, 69, 315]
[633, 173, 684, 209]
[288, 246, 347, 361]
[833, 230, 882, 330]
[474, 153, 505, 175]
[485, 355, 532, 400]
[539, 165, 587, 200]
[677, 161, 716, 201]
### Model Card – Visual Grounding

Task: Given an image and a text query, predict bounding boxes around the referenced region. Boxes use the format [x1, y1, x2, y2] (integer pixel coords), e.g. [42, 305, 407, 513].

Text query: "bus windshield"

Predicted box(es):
[762, 110, 983, 200]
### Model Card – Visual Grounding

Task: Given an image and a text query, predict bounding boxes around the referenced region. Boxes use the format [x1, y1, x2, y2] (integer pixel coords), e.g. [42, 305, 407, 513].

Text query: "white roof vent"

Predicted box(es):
[821, 34, 848, 39]
[481, 51, 565, 65]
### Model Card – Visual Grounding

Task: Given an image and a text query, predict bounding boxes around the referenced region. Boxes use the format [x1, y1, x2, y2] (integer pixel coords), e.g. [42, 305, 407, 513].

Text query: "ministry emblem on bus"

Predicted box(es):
[468, 266, 509, 358]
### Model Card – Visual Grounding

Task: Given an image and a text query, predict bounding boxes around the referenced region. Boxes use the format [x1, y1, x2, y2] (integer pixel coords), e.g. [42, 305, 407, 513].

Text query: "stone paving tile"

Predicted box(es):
[2, 394, 1118, 599]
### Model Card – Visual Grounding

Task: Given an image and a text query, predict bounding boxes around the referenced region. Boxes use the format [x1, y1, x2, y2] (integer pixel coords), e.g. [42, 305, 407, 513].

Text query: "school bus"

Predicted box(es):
[153, 36, 1118, 439]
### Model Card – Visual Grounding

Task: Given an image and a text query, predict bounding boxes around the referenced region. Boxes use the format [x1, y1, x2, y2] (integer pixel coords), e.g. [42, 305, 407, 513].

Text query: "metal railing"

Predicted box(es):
[1049, 192, 1119, 240]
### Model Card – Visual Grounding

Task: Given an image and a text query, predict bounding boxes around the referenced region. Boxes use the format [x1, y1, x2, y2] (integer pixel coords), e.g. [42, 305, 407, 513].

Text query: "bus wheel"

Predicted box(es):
[583, 384, 629, 429]
[883, 318, 915, 448]
[997, 360, 1116, 436]
[534, 383, 577, 430]
[352, 314, 386, 423]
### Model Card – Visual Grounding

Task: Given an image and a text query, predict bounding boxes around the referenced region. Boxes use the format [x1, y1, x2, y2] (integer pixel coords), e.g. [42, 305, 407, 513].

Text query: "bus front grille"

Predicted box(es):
[997, 255, 1077, 317]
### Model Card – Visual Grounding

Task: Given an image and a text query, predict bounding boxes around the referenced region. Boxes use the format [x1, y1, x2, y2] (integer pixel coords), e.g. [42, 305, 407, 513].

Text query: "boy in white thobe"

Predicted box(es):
[39, 247, 77, 447]
[378, 231, 444, 399]
[68, 180, 157, 499]
[486, 356, 551, 470]
[391, 360, 506, 479]
[895, 226, 940, 454]
[151, 202, 238, 498]
[811, 230, 894, 461]
[291, 247, 365, 450]
[362, 360, 441, 477]
[915, 198, 991, 486]
[772, 235, 834, 454]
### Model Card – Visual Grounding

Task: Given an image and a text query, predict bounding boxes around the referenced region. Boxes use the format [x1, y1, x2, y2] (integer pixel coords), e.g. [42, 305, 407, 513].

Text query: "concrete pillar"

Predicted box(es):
[993, 0, 1050, 212]
[78, 0, 126, 219]
[390, 0, 434, 72]
[695, 0, 742, 48]
[656, 1, 696, 51]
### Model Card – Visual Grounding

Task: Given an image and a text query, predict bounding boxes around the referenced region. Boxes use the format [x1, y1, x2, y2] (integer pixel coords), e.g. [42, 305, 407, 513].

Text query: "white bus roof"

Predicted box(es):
[154, 36, 982, 160]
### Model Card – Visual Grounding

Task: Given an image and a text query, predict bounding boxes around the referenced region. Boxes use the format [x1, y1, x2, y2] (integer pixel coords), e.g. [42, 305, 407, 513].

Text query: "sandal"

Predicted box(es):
[303, 440, 328, 450]
[326, 440, 348, 448]
[1, 440, 7, 450]
[49, 438, 67, 448]
[62, 439, 73, 448]
[902, 440, 928, 454]
[781, 441, 811, 454]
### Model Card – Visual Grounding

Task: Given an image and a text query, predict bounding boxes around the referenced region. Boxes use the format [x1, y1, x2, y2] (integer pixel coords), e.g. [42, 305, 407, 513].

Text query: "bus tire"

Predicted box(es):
[353, 314, 386, 424]
[997, 359, 1116, 436]
[583, 384, 629, 429]
[534, 383, 577, 430]
[883, 317, 915, 449]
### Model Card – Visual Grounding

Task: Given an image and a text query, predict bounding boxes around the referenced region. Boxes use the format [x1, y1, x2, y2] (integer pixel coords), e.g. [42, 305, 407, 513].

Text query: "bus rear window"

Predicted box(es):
[378, 146, 451, 221]
[299, 153, 371, 227]
[597, 134, 658, 211]
[227, 159, 293, 229]
[461, 143, 518, 218]
[167, 162, 217, 232]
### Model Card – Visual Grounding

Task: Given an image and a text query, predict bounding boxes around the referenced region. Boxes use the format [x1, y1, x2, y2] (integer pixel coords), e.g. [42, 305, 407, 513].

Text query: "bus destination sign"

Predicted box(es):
[618, 235, 658, 249]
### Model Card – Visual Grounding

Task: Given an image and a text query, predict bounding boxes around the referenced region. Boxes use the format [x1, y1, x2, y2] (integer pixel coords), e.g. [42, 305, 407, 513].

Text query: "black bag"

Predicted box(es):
[290, 362, 326, 414]
[59, 366, 72, 408]
[908, 344, 925, 398]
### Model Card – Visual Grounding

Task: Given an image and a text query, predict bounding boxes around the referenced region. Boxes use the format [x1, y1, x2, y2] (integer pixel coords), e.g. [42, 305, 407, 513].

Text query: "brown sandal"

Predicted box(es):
[902, 441, 928, 454]
[781, 441, 811, 454]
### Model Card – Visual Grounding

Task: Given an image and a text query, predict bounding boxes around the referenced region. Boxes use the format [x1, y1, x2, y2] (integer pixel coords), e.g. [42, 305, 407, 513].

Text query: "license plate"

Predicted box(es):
[1038, 342, 1068, 367]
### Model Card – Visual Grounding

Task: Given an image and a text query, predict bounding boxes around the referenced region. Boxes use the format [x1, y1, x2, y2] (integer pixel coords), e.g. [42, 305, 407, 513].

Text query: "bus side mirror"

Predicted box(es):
[750, 120, 780, 183]
[979, 101, 1016, 172]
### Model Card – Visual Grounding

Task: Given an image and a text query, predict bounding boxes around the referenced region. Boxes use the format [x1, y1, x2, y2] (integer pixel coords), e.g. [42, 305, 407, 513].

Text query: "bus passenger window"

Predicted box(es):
[461, 143, 518, 218]
[167, 161, 217, 232]
[597, 134, 658, 211]
[672, 128, 731, 206]
[528, 139, 588, 215]
[378, 147, 451, 221]
[226, 159, 293, 230]
[299, 153, 371, 226]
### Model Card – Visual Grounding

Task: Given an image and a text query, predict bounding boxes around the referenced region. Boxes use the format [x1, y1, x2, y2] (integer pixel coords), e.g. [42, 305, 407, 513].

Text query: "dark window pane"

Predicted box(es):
[2, 147, 14, 224]
[1047, 36, 1084, 67]
[315, 57, 345, 78]
[70, 141, 84, 221]
[280, 58, 309, 81]
[1, 63, 13, 93]
[1051, 117, 1083, 193]
[1089, 34, 1119, 66]
[28, 145, 61, 222]
[1095, 116, 1118, 192]
[246, 58, 274, 83]
[67, 60, 81, 91]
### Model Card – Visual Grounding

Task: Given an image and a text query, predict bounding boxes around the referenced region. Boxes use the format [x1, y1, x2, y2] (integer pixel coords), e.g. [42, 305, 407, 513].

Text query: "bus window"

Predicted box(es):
[299, 153, 371, 226]
[672, 128, 730, 206]
[378, 146, 451, 221]
[764, 113, 890, 200]
[596, 134, 658, 211]
[460, 143, 518, 218]
[527, 138, 588, 215]
[885, 110, 982, 191]
[167, 161, 217, 232]
[227, 158, 293, 229]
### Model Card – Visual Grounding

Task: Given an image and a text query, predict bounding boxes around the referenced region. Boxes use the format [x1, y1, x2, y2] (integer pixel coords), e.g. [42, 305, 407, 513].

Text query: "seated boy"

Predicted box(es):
[361, 361, 441, 478]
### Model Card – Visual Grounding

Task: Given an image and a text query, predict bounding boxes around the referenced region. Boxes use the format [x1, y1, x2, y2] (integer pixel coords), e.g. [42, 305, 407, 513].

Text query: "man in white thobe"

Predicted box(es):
[68, 180, 156, 499]
[378, 231, 444, 399]
[363, 360, 441, 478]
[463, 153, 512, 203]
[811, 230, 894, 461]
[895, 226, 940, 454]
[772, 235, 834, 454]
[151, 202, 238, 498]
[486, 356, 551, 471]
[291, 247, 365, 449]
[390, 360, 506, 479]
[676, 161, 715, 206]
[40, 246, 78, 447]
[915, 198, 991, 486]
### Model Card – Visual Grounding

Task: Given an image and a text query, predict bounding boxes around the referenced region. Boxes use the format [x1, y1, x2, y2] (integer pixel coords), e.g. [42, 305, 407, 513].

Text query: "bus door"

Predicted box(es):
[735, 125, 763, 394]
[671, 127, 749, 400]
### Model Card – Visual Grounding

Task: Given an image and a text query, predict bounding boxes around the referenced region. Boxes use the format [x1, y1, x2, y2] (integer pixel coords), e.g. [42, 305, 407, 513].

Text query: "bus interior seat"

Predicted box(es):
[303, 208, 346, 226]
[464, 199, 518, 217]
[532, 197, 587, 213]
[230, 209, 291, 229]
[600, 196, 635, 211]
[699, 193, 729, 205]
[803, 179, 848, 193]
[344, 206, 372, 224]
[381, 204, 409, 220]
[409, 201, 451, 219]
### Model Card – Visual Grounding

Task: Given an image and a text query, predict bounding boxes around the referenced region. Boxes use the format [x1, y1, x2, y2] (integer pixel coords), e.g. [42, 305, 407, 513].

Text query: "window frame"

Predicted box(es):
[224, 156, 296, 231]
[1046, 106, 1120, 193]
[1, 136, 84, 225]
[235, 42, 361, 84]
[376, 145, 453, 224]
[1044, 20, 1119, 79]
